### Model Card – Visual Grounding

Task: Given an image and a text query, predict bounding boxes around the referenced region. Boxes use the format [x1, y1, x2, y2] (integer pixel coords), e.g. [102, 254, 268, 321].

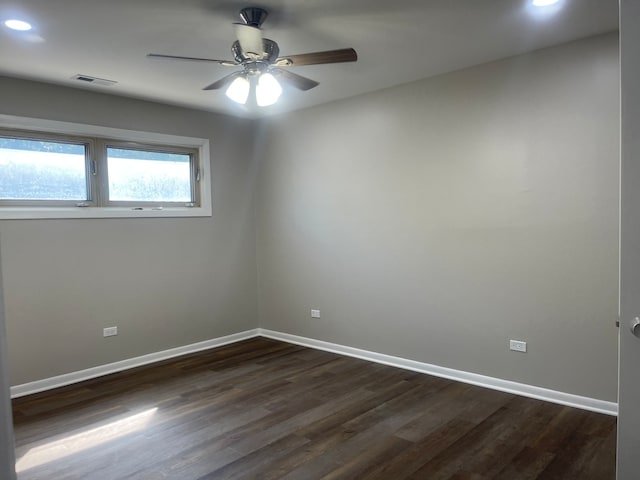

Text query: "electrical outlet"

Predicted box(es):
[103, 326, 118, 337]
[311, 309, 321, 319]
[509, 339, 527, 353]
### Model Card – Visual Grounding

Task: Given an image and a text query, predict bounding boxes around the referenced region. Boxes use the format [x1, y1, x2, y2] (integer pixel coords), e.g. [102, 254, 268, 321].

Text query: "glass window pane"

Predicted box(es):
[0, 137, 87, 201]
[107, 147, 192, 202]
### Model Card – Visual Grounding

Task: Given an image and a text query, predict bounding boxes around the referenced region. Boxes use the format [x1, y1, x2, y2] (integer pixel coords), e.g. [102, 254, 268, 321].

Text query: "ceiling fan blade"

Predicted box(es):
[275, 48, 357, 67]
[147, 53, 237, 66]
[271, 69, 319, 91]
[233, 23, 263, 57]
[203, 72, 242, 91]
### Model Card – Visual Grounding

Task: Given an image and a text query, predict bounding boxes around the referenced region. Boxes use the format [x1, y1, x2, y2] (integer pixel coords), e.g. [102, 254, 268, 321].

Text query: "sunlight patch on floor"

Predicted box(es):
[16, 407, 158, 473]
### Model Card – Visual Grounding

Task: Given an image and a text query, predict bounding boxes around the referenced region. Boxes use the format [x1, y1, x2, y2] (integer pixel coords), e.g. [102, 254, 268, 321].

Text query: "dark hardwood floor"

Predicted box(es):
[11, 338, 616, 479]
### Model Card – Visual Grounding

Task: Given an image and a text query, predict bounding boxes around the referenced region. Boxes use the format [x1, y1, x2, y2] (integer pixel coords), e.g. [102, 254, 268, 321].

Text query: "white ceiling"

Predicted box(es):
[0, 0, 618, 118]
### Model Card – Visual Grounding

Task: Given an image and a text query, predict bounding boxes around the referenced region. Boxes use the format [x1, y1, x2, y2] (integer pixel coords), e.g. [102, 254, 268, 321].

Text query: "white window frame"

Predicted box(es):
[0, 114, 212, 219]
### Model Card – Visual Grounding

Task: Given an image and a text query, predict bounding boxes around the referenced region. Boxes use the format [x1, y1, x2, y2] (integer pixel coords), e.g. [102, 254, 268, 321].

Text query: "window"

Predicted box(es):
[0, 135, 89, 203]
[105, 146, 194, 204]
[0, 115, 211, 219]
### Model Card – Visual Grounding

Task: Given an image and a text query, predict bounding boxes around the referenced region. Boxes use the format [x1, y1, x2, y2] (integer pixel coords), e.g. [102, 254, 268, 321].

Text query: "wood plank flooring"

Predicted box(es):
[11, 338, 616, 479]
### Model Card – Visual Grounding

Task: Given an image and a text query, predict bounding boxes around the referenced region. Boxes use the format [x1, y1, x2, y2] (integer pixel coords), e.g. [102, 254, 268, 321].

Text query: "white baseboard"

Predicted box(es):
[258, 329, 618, 416]
[11, 327, 618, 416]
[10, 329, 260, 398]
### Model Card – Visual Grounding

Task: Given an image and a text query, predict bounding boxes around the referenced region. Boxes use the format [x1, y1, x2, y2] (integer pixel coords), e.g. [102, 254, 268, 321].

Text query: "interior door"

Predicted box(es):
[618, 1, 640, 479]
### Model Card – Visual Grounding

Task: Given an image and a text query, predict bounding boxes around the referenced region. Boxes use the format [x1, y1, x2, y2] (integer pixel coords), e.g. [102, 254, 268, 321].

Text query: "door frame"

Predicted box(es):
[0, 241, 17, 480]
[617, 1, 640, 479]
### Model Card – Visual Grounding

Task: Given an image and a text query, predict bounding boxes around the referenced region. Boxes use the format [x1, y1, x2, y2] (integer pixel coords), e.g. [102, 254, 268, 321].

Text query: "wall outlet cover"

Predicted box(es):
[509, 339, 527, 353]
[103, 326, 118, 337]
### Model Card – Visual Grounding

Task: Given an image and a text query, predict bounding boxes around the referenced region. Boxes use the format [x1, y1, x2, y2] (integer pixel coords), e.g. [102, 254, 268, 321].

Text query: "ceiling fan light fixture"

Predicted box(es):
[149, 7, 357, 108]
[225, 75, 250, 104]
[256, 72, 282, 107]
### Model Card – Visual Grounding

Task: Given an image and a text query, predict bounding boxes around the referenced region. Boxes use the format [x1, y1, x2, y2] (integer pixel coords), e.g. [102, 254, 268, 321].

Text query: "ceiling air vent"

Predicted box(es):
[71, 74, 117, 87]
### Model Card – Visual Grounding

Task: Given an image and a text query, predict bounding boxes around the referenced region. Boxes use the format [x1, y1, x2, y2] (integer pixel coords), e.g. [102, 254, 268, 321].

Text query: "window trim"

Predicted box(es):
[0, 114, 212, 219]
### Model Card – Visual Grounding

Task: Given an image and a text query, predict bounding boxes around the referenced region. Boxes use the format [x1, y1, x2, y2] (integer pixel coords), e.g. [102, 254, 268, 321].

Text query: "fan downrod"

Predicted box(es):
[239, 7, 268, 28]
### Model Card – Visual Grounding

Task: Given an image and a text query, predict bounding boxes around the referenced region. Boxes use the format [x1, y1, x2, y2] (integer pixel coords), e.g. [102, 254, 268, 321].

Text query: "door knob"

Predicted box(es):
[631, 317, 640, 337]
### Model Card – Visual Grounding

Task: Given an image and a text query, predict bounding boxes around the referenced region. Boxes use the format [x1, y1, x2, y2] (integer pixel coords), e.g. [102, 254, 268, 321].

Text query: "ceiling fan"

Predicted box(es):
[148, 7, 358, 107]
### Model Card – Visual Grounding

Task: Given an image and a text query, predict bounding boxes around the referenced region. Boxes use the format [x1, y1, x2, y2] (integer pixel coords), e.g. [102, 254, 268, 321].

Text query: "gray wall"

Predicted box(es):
[0, 77, 260, 385]
[255, 33, 620, 401]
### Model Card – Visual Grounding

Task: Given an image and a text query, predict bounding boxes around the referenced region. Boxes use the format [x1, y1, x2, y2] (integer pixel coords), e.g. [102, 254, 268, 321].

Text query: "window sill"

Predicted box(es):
[0, 206, 212, 220]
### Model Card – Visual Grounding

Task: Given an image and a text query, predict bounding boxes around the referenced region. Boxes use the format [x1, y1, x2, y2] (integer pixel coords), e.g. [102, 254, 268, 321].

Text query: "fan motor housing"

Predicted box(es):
[232, 39, 279, 64]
